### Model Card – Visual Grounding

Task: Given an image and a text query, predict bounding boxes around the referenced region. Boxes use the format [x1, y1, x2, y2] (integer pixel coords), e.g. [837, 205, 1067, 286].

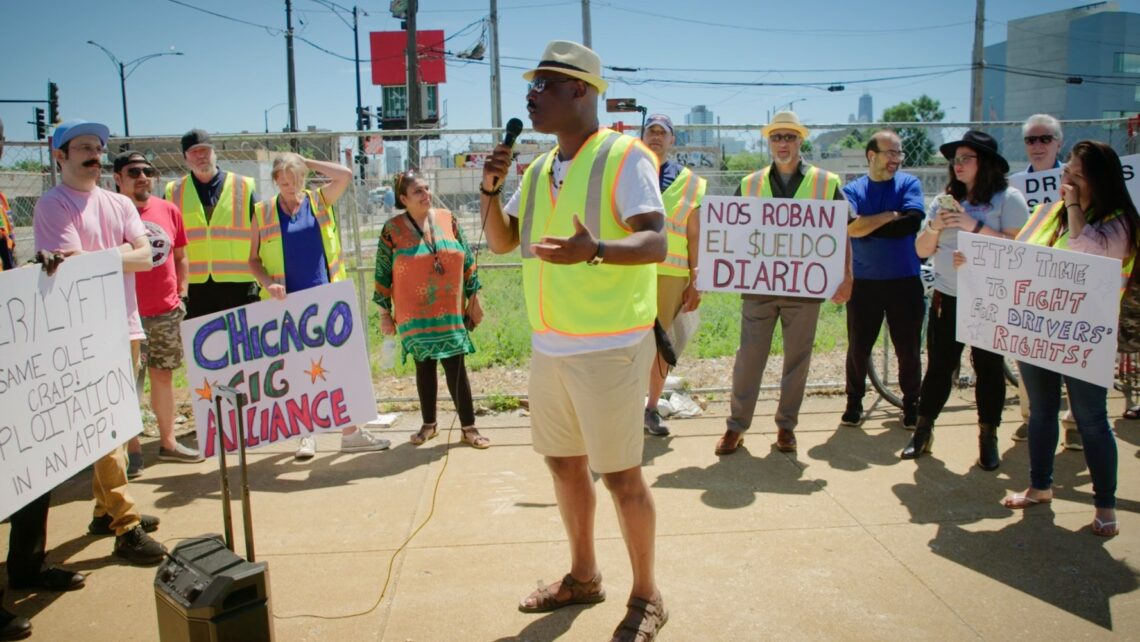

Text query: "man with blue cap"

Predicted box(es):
[32, 120, 167, 567]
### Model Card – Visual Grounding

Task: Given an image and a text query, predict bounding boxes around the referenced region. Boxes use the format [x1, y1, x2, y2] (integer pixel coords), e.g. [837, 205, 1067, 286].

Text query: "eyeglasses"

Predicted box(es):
[124, 166, 157, 178]
[952, 155, 978, 166]
[70, 143, 104, 155]
[1023, 135, 1056, 146]
[769, 133, 800, 143]
[394, 170, 418, 194]
[527, 77, 578, 94]
[876, 150, 906, 160]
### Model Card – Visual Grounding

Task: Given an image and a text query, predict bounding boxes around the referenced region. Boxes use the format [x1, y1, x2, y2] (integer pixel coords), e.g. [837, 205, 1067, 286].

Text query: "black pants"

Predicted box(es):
[917, 292, 1006, 424]
[185, 279, 260, 320]
[845, 276, 925, 408]
[6, 492, 50, 584]
[415, 354, 476, 427]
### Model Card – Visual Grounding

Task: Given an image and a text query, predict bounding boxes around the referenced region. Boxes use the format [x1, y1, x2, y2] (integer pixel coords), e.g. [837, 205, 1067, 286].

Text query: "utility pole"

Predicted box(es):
[354, 5, 366, 179]
[581, 0, 592, 47]
[970, 0, 985, 122]
[489, 0, 502, 129]
[405, 0, 420, 169]
[286, 0, 299, 133]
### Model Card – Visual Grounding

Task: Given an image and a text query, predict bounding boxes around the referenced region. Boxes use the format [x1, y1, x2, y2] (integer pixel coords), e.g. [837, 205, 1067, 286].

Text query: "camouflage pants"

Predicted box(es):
[141, 305, 185, 371]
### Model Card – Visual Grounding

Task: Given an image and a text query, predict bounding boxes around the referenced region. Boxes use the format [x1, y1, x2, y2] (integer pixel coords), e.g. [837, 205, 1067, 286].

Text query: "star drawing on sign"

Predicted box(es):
[195, 378, 213, 401]
[967, 321, 986, 342]
[305, 357, 329, 383]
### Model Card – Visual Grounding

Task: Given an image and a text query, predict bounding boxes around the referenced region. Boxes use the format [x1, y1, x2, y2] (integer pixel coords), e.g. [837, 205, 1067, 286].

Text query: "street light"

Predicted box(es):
[87, 40, 183, 137]
[264, 102, 288, 133]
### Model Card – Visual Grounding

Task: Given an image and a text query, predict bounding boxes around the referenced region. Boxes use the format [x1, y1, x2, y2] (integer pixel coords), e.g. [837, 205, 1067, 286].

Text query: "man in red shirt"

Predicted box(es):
[114, 152, 202, 469]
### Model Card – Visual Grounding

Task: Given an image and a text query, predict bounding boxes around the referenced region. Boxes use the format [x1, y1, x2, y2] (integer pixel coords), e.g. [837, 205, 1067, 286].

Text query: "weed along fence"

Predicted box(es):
[3, 119, 1134, 401]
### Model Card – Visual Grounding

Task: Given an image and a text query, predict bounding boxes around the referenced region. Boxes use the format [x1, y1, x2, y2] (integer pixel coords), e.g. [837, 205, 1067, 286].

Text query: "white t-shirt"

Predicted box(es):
[504, 142, 664, 356]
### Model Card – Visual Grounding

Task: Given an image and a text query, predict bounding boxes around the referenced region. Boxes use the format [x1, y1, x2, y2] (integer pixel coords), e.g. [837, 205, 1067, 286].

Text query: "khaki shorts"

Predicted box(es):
[141, 306, 185, 371]
[656, 275, 689, 331]
[528, 333, 655, 473]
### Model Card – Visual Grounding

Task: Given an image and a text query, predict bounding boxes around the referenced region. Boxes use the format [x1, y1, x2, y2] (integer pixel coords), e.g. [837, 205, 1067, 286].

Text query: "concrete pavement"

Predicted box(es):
[3, 387, 1139, 641]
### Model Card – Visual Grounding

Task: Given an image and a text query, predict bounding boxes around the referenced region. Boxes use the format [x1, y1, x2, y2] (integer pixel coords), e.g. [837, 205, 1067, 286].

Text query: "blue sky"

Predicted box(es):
[2, 0, 1138, 142]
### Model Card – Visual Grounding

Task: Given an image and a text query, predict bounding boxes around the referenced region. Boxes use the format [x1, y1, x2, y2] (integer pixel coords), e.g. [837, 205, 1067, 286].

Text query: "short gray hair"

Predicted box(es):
[1022, 114, 1062, 141]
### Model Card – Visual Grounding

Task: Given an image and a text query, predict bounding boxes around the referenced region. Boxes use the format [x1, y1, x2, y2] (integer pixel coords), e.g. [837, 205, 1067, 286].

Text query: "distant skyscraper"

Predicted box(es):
[684, 105, 715, 147]
[858, 92, 873, 123]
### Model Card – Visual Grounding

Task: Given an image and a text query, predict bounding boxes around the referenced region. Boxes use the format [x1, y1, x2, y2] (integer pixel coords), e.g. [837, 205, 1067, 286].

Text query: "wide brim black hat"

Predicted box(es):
[940, 130, 1009, 174]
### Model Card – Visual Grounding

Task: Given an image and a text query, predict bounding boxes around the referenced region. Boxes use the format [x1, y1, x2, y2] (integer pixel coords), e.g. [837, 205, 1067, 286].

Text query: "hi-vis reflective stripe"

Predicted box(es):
[743, 166, 829, 199]
[520, 135, 620, 257]
[1016, 202, 1059, 242]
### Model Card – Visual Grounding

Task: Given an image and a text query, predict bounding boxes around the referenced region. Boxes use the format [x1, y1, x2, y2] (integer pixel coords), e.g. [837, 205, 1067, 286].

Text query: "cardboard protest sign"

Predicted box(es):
[1009, 153, 1139, 209]
[696, 195, 847, 299]
[955, 232, 1121, 388]
[183, 280, 378, 456]
[0, 251, 141, 521]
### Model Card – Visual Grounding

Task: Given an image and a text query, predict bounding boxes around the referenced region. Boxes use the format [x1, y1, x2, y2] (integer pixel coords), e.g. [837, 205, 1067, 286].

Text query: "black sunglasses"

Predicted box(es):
[124, 166, 157, 178]
[1023, 135, 1056, 146]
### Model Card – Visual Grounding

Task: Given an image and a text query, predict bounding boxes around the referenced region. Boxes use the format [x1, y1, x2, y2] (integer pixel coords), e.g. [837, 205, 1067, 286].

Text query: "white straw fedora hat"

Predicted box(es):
[522, 40, 608, 93]
[761, 111, 809, 139]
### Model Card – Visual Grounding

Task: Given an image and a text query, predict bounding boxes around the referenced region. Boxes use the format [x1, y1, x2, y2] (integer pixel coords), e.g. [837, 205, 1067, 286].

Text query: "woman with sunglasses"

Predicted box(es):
[373, 171, 488, 449]
[902, 131, 1029, 468]
[249, 152, 391, 459]
[1002, 141, 1139, 537]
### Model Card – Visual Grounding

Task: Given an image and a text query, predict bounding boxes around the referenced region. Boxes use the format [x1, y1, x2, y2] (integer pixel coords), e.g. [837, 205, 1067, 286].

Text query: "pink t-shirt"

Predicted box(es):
[135, 196, 187, 317]
[33, 184, 149, 339]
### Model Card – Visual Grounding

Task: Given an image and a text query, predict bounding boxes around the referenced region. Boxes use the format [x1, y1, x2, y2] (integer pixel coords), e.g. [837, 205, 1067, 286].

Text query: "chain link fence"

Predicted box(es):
[2, 118, 1133, 390]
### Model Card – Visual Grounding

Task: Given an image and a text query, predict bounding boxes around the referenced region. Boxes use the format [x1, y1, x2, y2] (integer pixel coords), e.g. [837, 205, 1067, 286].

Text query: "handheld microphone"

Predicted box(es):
[493, 118, 524, 189]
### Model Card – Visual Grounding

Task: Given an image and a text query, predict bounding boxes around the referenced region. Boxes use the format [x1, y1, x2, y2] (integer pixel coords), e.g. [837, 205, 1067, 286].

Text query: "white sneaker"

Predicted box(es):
[340, 429, 391, 453]
[295, 436, 317, 460]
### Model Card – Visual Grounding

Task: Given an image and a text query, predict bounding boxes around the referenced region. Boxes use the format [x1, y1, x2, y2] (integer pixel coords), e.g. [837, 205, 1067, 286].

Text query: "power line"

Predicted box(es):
[163, 0, 281, 35]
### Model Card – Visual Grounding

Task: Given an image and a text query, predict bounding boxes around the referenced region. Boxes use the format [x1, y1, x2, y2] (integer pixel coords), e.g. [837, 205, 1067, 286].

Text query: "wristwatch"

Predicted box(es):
[587, 240, 605, 266]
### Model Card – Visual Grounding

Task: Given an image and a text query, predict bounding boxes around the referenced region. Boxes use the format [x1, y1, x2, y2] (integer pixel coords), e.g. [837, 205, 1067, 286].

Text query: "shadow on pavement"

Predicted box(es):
[493, 605, 587, 642]
[652, 446, 825, 510]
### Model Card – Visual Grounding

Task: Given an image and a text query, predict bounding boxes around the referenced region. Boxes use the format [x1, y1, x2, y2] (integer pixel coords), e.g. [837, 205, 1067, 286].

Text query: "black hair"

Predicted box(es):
[946, 148, 1008, 205]
[1068, 140, 1140, 252]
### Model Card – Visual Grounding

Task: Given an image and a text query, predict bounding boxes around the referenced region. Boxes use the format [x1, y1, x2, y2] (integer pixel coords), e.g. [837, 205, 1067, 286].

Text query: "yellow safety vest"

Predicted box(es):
[165, 173, 256, 283]
[740, 163, 840, 200]
[254, 189, 347, 299]
[658, 167, 707, 277]
[518, 128, 659, 337]
[0, 192, 13, 272]
[1017, 201, 1134, 295]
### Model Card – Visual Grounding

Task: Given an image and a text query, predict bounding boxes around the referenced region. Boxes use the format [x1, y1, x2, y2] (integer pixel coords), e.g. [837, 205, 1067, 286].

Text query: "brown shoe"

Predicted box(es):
[775, 428, 797, 452]
[611, 595, 668, 642]
[518, 573, 605, 613]
[715, 430, 744, 455]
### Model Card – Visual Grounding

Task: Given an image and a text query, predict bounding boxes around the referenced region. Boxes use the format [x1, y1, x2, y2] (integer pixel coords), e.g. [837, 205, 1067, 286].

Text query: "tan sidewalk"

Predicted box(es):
[3, 388, 1139, 641]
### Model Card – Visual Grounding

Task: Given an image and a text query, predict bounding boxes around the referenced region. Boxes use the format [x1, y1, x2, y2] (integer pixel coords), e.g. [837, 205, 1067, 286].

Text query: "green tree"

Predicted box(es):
[10, 159, 48, 172]
[881, 95, 945, 166]
[725, 151, 769, 172]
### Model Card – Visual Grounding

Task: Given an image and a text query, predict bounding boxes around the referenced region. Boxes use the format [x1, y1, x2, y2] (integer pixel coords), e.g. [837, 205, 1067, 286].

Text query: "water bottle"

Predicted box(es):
[381, 337, 397, 370]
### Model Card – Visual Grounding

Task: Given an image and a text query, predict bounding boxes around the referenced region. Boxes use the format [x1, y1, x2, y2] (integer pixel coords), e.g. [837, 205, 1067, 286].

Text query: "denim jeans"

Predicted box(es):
[1019, 361, 1117, 508]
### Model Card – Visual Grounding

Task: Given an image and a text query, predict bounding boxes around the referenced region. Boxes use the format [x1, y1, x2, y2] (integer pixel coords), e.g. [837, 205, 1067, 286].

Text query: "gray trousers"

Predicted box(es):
[727, 294, 822, 433]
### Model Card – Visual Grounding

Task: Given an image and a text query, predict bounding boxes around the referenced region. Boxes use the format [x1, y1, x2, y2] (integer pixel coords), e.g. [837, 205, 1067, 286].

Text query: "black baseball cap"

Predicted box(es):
[112, 151, 152, 173]
[180, 128, 213, 154]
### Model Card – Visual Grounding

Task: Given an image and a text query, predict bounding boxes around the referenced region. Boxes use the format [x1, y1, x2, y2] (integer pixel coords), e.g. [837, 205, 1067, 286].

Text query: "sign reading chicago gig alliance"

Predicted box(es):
[182, 280, 378, 456]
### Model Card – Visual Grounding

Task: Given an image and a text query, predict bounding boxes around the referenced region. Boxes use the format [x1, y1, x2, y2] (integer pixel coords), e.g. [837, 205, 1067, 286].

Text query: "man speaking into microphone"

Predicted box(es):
[480, 40, 670, 642]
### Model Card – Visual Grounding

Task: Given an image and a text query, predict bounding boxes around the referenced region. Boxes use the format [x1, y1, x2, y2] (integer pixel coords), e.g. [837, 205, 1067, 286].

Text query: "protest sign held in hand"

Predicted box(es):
[695, 195, 847, 299]
[0, 250, 141, 521]
[955, 232, 1122, 388]
[1009, 153, 1138, 209]
[183, 280, 378, 457]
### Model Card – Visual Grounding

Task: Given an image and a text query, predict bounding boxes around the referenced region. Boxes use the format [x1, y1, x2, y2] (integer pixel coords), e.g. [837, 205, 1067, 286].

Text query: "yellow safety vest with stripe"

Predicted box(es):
[658, 167, 707, 277]
[1017, 201, 1135, 296]
[165, 173, 256, 283]
[518, 128, 659, 337]
[0, 192, 13, 272]
[254, 189, 347, 299]
[740, 163, 841, 200]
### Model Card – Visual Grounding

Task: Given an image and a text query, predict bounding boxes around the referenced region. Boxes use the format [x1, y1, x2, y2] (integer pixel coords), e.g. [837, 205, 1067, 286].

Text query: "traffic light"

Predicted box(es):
[357, 106, 371, 130]
[48, 81, 60, 123]
[34, 108, 46, 140]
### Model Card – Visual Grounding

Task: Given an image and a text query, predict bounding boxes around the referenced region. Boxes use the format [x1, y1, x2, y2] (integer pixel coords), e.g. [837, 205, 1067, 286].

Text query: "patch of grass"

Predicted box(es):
[484, 392, 521, 411]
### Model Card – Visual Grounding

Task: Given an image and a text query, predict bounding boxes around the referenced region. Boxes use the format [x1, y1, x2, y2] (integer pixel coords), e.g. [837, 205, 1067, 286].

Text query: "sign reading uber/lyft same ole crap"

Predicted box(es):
[955, 232, 1122, 388]
[1008, 153, 1139, 209]
[0, 251, 142, 521]
[183, 280, 378, 457]
[696, 195, 847, 299]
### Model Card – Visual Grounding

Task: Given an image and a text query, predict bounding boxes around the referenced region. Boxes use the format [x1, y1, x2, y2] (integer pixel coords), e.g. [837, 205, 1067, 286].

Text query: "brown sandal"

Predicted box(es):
[518, 573, 605, 613]
[610, 596, 668, 642]
[460, 426, 491, 449]
[409, 423, 437, 446]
